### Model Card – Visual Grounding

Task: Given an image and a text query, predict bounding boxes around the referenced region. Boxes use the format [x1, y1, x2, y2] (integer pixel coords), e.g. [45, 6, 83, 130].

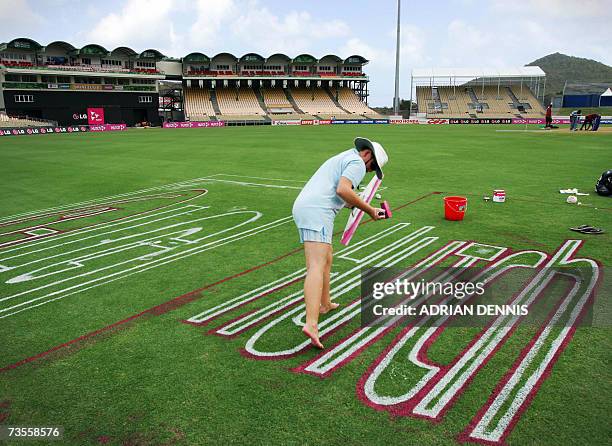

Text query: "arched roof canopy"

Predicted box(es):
[292, 54, 317, 64]
[344, 55, 368, 65]
[138, 49, 165, 59]
[112, 46, 138, 57]
[45, 41, 75, 52]
[183, 52, 210, 63]
[76, 44, 109, 56]
[240, 53, 265, 63]
[266, 53, 291, 63]
[319, 54, 342, 63]
[212, 52, 238, 62]
[0, 38, 43, 51]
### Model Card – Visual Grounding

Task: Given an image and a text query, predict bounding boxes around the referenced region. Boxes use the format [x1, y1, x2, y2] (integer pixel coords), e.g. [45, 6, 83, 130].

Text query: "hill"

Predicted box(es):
[526, 52, 612, 103]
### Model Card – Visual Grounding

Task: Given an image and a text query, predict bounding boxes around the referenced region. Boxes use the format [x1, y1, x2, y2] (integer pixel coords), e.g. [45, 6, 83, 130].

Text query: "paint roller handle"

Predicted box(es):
[380, 201, 392, 219]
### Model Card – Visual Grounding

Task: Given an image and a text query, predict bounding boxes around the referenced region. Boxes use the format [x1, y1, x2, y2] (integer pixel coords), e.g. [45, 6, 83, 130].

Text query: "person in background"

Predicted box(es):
[569, 109, 581, 131]
[545, 104, 553, 128]
[580, 113, 598, 131]
[592, 114, 602, 131]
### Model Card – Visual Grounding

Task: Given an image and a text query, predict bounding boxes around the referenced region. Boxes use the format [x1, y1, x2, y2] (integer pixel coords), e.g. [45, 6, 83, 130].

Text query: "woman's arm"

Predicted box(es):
[336, 177, 384, 220]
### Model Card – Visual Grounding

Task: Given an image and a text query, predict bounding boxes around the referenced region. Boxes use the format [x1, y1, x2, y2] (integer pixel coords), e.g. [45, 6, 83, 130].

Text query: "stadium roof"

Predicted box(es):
[112, 46, 138, 57]
[73, 44, 109, 56]
[138, 49, 165, 59]
[240, 53, 265, 63]
[212, 52, 238, 61]
[320, 55, 343, 63]
[293, 54, 317, 64]
[0, 37, 369, 66]
[183, 52, 210, 63]
[46, 41, 76, 52]
[411, 67, 545, 78]
[345, 55, 369, 65]
[0, 38, 43, 51]
[266, 53, 292, 62]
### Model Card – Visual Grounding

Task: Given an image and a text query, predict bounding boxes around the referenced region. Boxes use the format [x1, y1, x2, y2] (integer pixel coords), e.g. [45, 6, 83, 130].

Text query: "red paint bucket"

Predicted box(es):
[444, 196, 467, 221]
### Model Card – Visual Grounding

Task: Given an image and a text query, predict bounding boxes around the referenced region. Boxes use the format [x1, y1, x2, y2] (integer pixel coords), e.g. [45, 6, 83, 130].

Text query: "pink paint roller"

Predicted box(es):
[380, 201, 392, 219]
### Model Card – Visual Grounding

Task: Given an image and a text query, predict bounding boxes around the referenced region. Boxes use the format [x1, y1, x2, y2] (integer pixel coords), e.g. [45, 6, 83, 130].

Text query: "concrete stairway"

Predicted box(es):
[209, 89, 222, 115]
[253, 88, 269, 114]
[284, 88, 305, 113]
[324, 88, 351, 113]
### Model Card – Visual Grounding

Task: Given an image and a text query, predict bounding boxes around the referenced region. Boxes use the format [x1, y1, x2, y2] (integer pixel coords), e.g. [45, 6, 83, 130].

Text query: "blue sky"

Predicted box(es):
[2, 0, 610, 106]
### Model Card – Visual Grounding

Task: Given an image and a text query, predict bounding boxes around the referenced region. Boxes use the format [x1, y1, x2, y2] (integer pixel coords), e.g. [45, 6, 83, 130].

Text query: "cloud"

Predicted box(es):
[175, 0, 352, 56]
[88, 0, 177, 50]
[188, 0, 237, 52]
[340, 24, 428, 106]
[0, 0, 45, 38]
[490, 0, 612, 20]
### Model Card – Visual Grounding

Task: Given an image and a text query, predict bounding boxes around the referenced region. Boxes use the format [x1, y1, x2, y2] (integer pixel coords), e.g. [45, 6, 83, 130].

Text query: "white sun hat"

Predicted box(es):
[354, 137, 389, 179]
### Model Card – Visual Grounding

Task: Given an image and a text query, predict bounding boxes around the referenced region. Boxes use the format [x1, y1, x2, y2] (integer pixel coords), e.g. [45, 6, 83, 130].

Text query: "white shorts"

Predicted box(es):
[298, 226, 332, 244]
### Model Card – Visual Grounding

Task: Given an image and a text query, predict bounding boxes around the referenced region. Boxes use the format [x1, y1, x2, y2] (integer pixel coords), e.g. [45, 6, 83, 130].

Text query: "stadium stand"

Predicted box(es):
[184, 88, 215, 121]
[336, 88, 381, 117]
[416, 85, 545, 118]
[215, 88, 267, 119]
[260, 88, 317, 120]
[261, 88, 295, 112]
[1, 38, 376, 125]
[290, 88, 345, 116]
[412, 68, 547, 119]
[0, 112, 56, 127]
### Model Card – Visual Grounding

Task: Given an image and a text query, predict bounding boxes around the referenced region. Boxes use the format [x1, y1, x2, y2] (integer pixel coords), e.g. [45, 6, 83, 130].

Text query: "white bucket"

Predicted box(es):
[493, 189, 506, 203]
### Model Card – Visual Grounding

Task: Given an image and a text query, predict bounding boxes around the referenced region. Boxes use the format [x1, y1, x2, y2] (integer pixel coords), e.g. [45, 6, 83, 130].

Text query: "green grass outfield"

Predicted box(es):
[0, 124, 610, 445]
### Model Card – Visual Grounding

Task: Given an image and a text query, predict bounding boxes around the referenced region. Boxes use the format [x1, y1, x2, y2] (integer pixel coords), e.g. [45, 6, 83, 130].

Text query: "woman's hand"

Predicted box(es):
[368, 207, 385, 221]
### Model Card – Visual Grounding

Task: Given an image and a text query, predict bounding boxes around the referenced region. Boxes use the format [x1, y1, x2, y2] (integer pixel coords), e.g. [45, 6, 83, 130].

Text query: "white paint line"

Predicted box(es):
[303, 240, 464, 375]
[187, 269, 307, 323]
[217, 227, 433, 337]
[243, 232, 444, 358]
[0, 215, 294, 318]
[0, 176, 217, 224]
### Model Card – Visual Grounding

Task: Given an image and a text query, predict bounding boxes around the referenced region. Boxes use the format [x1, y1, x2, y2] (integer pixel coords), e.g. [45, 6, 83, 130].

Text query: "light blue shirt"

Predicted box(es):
[292, 148, 366, 231]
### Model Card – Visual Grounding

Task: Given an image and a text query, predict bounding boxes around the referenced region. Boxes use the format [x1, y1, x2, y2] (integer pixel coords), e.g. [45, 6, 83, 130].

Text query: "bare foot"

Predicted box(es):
[320, 302, 340, 314]
[302, 324, 324, 349]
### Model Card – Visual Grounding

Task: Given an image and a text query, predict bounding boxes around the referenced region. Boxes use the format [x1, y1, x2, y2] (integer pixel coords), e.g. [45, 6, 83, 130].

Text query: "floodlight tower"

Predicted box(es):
[393, 0, 401, 116]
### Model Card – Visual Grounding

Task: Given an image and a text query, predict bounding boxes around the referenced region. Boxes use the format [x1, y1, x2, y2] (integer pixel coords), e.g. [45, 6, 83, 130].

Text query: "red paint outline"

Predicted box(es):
[292, 241, 468, 378]
[238, 234, 454, 362]
[458, 240, 602, 445]
[353, 247, 560, 419]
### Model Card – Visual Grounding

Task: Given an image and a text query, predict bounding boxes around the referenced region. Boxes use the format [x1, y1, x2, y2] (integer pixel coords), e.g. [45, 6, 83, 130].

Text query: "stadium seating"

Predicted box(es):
[417, 85, 545, 118]
[290, 88, 345, 116]
[184, 88, 216, 121]
[517, 88, 546, 115]
[336, 88, 380, 117]
[221, 115, 265, 121]
[0, 112, 55, 128]
[270, 113, 318, 120]
[216, 88, 266, 116]
[261, 88, 294, 112]
[316, 114, 366, 120]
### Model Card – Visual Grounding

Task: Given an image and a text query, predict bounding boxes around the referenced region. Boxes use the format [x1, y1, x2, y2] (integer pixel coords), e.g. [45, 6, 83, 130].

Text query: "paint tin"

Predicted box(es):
[493, 190, 506, 203]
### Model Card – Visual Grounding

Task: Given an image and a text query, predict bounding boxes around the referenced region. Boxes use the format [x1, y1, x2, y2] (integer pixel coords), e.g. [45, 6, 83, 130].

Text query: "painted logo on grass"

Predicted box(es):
[185, 224, 603, 445]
